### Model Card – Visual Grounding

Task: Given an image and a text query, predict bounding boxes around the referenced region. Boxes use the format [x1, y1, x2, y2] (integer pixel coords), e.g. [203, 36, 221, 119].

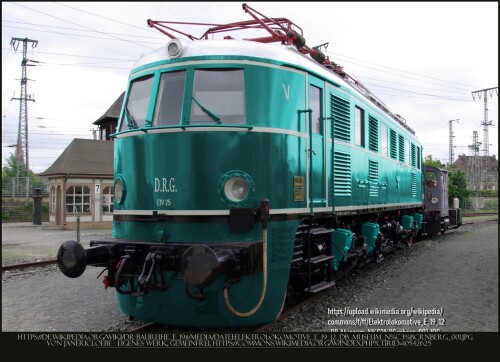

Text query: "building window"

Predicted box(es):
[51, 187, 56, 213]
[355, 106, 364, 147]
[66, 186, 91, 213]
[102, 186, 114, 213]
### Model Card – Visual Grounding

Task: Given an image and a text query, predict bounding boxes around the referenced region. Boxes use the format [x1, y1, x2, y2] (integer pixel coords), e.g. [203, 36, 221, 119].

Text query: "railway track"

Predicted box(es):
[1, 258, 57, 272]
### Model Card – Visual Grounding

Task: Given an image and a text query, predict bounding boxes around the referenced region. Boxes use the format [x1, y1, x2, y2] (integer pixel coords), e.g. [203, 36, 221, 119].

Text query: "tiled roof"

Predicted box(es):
[40, 139, 113, 177]
[93, 92, 125, 125]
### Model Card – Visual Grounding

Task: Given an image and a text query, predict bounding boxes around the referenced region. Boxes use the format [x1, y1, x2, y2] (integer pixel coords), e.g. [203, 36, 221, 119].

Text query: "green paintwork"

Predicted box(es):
[361, 222, 380, 254]
[331, 228, 352, 271]
[402, 215, 414, 231]
[415, 213, 423, 230]
[114, 220, 299, 326]
[113, 131, 307, 214]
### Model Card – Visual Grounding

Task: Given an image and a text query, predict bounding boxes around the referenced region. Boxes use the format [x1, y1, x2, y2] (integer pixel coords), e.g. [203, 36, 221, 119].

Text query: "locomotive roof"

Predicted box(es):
[132, 39, 416, 137]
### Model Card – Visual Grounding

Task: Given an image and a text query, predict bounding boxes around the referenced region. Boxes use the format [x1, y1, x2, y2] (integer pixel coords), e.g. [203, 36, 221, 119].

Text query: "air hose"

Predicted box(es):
[223, 199, 269, 317]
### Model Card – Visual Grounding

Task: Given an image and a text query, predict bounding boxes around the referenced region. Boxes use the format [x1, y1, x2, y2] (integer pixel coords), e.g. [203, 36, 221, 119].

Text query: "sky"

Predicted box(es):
[2, 1, 498, 174]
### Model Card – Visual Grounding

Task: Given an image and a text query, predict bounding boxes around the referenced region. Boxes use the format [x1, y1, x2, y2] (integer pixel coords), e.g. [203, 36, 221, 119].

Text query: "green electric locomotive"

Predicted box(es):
[57, 4, 451, 328]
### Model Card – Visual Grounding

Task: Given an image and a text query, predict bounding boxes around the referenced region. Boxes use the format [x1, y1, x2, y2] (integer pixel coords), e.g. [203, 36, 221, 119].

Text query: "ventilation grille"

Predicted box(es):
[398, 134, 405, 162]
[411, 172, 417, 197]
[368, 115, 378, 152]
[331, 94, 350, 142]
[390, 129, 397, 159]
[369, 160, 379, 197]
[411, 143, 416, 167]
[333, 151, 351, 197]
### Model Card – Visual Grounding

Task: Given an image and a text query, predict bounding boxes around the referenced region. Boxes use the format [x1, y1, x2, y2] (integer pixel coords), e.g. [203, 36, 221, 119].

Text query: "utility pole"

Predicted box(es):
[471, 87, 498, 190]
[448, 119, 459, 167]
[10, 37, 39, 197]
[468, 131, 481, 191]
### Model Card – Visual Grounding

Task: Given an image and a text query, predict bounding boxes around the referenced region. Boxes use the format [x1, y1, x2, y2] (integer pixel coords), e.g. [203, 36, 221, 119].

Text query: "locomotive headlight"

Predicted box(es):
[114, 175, 126, 205]
[431, 197, 438, 205]
[166, 39, 183, 58]
[225, 177, 249, 202]
[218, 171, 255, 206]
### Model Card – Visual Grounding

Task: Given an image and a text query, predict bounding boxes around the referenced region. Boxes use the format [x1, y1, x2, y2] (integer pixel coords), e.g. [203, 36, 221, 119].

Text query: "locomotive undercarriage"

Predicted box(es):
[287, 209, 422, 297]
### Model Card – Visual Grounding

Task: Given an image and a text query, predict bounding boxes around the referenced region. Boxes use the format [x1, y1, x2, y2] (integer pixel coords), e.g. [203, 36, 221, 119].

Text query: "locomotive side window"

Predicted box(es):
[355, 106, 364, 147]
[426, 170, 438, 188]
[121, 74, 154, 130]
[405, 139, 410, 165]
[310, 85, 322, 134]
[381, 123, 388, 156]
[417, 146, 421, 169]
[190, 69, 246, 124]
[153, 71, 186, 126]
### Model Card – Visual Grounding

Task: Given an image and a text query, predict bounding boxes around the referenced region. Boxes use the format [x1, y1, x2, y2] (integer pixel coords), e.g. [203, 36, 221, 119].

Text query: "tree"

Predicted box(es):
[424, 155, 445, 168]
[2, 152, 45, 195]
[448, 169, 470, 208]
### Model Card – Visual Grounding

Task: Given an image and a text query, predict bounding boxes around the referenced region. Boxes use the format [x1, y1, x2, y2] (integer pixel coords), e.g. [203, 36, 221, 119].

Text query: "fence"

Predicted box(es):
[463, 196, 498, 212]
[2, 177, 50, 198]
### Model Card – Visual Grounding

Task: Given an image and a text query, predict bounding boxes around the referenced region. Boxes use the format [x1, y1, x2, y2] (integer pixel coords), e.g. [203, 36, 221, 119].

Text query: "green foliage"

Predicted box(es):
[2, 152, 45, 194]
[2, 209, 11, 222]
[424, 155, 445, 168]
[448, 169, 470, 207]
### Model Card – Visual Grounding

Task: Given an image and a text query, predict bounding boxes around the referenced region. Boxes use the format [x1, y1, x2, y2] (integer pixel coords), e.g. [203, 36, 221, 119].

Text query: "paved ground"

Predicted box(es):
[318, 221, 498, 332]
[2, 222, 112, 266]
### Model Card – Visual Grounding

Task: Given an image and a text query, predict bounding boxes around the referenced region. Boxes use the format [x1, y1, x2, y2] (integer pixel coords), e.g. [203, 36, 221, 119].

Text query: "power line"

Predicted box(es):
[2, 20, 165, 40]
[10, 2, 155, 50]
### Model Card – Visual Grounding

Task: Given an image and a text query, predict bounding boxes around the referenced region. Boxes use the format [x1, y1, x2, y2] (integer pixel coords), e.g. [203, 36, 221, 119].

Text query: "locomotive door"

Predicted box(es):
[308, 76, 326, 209]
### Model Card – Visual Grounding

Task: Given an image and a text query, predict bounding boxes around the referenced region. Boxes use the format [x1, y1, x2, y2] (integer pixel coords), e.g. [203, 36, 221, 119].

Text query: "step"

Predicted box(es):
[304, 255, 334, 264]
[309, 227, 334, 236]
[304, 280, 336, 293]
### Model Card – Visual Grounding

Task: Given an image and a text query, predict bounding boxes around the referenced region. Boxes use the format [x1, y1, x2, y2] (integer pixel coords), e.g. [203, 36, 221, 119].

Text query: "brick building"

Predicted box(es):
[453, 154, 498, 191]
[40, 93, 122, 228]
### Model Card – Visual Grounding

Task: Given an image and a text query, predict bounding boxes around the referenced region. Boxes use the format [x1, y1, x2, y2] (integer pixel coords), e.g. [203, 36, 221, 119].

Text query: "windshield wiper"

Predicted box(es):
[191, 97, 221, 124]
[125, 105, 138, 128]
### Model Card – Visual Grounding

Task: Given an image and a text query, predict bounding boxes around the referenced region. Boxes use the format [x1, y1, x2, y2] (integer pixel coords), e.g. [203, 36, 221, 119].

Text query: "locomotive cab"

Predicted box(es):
[424, 166, 462, 235]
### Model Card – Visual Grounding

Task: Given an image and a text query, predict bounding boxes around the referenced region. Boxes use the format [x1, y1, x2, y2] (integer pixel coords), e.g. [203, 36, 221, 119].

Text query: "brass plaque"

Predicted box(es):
[293, 176, 304, 189]
[293, 176, 304, 201]
[294, 189, 304, 202]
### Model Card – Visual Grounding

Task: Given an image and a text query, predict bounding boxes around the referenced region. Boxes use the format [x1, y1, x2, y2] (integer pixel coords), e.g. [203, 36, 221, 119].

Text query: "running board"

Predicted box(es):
[304, 280, 336, 293]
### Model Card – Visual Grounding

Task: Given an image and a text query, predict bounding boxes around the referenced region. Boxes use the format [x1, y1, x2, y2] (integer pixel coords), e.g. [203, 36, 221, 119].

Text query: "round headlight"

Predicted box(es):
[114, 176, 126, 205]
[218, 171, 255, 206]
[225, 177, 249, 202]
[166, 39, 182, 57]
[431, 197, 438, 205]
